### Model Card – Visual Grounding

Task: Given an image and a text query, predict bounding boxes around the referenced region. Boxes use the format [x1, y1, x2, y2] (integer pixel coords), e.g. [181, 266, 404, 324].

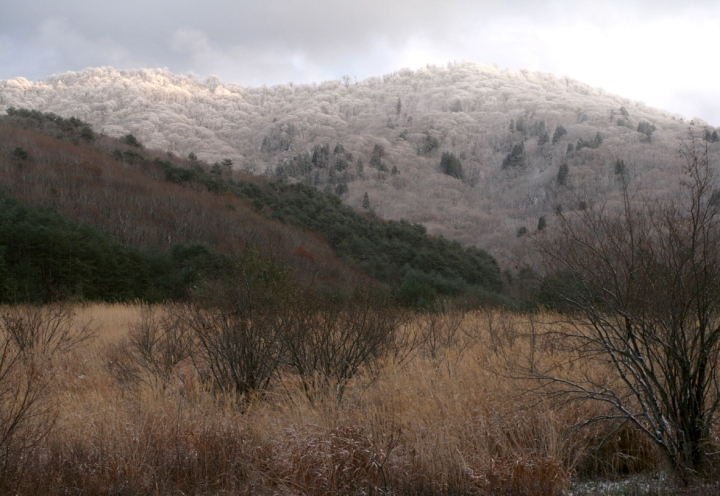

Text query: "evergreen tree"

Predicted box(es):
[12, 147, 28, 161]
[80, 126, 95, 141]
[594, 132, 604, 147]
[557, 163, 569, 186]
[362, 192, 371, 210]
[552, 125, 567, 145]
[121, 133, 143, 148]
[440, 152, 464, 180]
[312, 144, 330, 168]
[419, 133, 439, 155]
[537, 216, 547, 231]
[614, 159, 627, 176]
[370, 144, 385, 168]
[538, 131, 550, 146]
[704, 129, 719, 143]
[502, 142, 526, 169]
[637, 121, 656, 142]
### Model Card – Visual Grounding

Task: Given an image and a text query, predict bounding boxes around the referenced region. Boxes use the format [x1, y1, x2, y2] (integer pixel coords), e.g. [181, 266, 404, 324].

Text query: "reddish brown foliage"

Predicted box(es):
[0, 122, 362, 287]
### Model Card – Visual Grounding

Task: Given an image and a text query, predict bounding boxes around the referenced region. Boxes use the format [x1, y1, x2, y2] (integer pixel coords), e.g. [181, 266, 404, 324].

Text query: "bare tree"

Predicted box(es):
[525, 137, 720, 480]
[0, 303, 93, 358]
[186, 254, 290, 400]
[0, 303, 89, 489]
[417, 307, 467, 360]
[127, 304, 195, 388]
[280, 288, 404, 403]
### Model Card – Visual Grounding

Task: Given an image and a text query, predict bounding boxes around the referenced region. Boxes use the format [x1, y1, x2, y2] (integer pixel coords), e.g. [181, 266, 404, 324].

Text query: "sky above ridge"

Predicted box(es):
[1, 0, 719, 125]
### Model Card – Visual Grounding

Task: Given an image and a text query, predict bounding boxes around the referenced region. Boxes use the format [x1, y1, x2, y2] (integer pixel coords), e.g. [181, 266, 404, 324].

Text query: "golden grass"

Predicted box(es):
[6, 304, 667, 495]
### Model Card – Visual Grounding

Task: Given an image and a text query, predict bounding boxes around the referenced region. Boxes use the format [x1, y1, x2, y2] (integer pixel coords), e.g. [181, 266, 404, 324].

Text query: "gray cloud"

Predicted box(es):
[1, 0, 718, 124]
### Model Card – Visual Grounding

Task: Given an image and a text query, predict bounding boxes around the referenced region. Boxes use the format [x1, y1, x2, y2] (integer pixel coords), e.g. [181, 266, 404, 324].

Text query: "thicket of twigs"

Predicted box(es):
[4, 302, 718, 495]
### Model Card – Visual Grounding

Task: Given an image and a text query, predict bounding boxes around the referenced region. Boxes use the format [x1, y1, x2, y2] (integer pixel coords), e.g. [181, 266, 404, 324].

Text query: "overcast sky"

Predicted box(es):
[1, 0, 718, 125]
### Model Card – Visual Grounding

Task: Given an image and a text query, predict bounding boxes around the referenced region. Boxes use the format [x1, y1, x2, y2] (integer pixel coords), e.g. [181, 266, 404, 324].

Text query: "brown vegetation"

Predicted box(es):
[4, 303, 712, 495]
[0, 121, 362, 288]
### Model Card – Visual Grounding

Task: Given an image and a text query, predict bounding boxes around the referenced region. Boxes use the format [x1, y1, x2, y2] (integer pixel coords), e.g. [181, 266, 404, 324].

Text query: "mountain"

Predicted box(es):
[0, 111, 505, 305]
[2, 63, 719, 258]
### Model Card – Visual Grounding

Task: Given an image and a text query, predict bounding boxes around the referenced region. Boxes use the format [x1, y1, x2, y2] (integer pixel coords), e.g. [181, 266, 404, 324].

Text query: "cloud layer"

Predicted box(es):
[1, 0, 719, 124]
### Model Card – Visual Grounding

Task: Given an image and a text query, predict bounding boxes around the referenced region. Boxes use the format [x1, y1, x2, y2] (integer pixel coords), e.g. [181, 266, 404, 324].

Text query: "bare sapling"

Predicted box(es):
[280, 287, 404, 403]
[127, 304, 195, 388]
[417, 305, 467, 361]
[0, 302, 93, 358]
[185, 253, 290, 403]
[0, 302, 91, 490]
[521, 136, 720, 482]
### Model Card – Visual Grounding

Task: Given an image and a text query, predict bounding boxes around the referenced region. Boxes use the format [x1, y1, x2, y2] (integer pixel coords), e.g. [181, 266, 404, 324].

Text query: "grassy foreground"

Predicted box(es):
[2, 304, 715, 495]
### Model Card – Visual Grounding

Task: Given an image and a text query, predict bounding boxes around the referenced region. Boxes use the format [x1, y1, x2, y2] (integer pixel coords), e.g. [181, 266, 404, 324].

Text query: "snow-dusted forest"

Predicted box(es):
[2, 63, 718, 256]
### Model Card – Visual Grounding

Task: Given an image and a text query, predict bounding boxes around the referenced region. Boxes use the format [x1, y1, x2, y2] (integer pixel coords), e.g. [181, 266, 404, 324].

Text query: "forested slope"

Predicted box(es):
[3, 63, 719, 256]
[0, 111, 504, 305]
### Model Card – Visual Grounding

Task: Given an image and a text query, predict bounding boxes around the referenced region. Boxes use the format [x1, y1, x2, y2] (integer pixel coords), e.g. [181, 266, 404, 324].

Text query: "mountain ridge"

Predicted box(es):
[3, 63, 718, 256]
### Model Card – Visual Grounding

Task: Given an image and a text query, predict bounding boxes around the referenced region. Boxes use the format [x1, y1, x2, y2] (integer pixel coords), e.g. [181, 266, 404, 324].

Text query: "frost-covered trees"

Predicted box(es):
[0, 63, 700, 252]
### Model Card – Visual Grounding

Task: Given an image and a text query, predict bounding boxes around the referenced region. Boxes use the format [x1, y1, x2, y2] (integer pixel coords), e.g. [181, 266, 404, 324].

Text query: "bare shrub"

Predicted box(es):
[126, 304, 195, 388]
[102, 341, 141, 387]
[417, 306, 467, 360]
[0, 303, 93, 358]
[281, 288, 405, 403]
[475, 454, 571, 495]
[0, 335, 52, 490]
[574, 419, 661, 479]
[0, 303, 90, 490]
[186, 254, 291, 400]
[12, 303, 709, 494]
[481, 310, 520, 353]
[523, 138, 720, 480]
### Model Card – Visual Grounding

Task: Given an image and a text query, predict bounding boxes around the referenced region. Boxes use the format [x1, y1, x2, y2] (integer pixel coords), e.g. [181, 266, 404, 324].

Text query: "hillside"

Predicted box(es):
[0, 111, 504, 305]
[2, 63, 719, 257]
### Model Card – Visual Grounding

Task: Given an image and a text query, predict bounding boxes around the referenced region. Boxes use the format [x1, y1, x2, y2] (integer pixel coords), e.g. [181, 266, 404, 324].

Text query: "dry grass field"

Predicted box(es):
[3, 303, 717, 495]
